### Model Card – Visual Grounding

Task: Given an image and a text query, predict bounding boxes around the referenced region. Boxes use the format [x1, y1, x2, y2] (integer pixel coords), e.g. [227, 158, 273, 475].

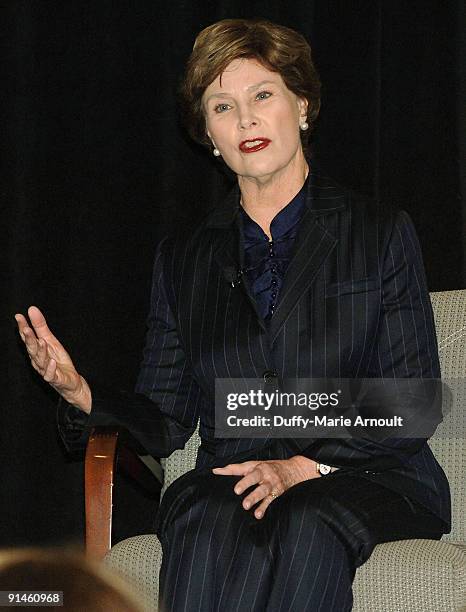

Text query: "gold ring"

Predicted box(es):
[269, 490, 280, 500]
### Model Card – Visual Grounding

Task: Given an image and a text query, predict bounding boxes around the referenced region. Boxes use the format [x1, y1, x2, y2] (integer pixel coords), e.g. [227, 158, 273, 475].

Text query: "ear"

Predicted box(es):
[297, 97, 308, 119]
[207, 132, 217, 148]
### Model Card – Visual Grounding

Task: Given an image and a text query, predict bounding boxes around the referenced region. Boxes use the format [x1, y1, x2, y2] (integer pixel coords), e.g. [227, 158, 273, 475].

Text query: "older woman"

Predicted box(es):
[16, 18, 449, 612]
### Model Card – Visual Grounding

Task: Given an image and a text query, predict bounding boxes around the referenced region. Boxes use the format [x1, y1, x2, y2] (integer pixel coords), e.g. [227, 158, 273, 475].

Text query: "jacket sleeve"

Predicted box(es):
[57, 238, 202, 458]
[269, 210, 442, 471]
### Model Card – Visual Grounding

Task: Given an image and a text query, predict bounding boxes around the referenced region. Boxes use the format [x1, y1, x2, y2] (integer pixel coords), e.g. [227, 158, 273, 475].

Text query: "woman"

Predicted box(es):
[16, 18, 450, 612]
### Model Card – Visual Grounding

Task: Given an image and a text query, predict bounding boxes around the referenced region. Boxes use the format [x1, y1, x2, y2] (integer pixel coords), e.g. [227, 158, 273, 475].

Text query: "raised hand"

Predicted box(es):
[15, 306, 92, 413]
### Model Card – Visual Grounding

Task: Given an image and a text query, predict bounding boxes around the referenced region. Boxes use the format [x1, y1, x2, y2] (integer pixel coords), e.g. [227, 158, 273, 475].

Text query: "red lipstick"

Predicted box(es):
[239, 138, 271, 153]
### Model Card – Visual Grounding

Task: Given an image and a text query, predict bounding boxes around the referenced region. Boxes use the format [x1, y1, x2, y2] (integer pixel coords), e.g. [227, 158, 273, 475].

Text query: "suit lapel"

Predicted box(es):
[268, 174, 346, 343]
[208, 185, 267, 332]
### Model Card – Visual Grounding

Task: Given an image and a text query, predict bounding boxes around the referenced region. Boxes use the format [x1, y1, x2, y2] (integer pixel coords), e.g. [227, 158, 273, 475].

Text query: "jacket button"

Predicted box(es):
[263, 370, 278, 383]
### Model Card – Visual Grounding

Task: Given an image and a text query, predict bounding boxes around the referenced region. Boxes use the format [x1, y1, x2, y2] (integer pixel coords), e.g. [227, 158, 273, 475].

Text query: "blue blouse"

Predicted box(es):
[240, 178, 308, 322]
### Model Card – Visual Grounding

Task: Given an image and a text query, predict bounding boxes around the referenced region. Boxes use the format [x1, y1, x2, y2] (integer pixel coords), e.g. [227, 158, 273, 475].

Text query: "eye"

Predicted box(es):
[256, 91, 272, 100]
[214, 103, 231, 114]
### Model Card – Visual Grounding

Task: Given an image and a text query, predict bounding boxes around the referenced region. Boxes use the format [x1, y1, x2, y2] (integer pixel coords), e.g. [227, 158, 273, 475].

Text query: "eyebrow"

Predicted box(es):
[204, 80, 277, 104]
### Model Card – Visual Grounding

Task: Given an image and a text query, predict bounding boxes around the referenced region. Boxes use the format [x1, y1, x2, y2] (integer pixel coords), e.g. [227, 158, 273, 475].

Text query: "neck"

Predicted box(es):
[238, 152, 309, 239]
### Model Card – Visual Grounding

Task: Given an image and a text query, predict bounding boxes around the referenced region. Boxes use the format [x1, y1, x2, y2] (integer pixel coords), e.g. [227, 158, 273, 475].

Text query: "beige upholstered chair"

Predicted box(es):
[101, 290, 466, 612]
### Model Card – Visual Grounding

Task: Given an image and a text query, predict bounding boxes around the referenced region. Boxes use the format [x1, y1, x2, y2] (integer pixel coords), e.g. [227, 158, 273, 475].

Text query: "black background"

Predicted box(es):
[2, 1, 464, 547]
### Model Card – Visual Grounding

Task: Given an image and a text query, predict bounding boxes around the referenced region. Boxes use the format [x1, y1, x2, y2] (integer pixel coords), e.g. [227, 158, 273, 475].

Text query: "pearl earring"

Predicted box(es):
[300, 121, 309, 131]
[213, 147, 221, 157]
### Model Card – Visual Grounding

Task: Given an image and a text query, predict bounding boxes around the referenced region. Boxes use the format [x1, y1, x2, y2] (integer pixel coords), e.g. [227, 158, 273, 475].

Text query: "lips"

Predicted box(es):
[239, 138, 271, 153]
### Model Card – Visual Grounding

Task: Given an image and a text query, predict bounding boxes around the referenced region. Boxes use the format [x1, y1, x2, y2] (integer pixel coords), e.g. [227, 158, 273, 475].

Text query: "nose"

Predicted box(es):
[238, 117, 257, 130]
[237, 105, 259, 130]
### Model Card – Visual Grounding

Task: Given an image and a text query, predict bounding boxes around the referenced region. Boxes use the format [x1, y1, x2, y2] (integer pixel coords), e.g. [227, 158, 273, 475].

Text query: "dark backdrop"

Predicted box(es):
[2, 1, 464, 547]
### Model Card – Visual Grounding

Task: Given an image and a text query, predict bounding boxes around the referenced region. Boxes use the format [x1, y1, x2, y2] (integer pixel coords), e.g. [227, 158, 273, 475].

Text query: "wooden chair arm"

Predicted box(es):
[84, 427, 162, 559]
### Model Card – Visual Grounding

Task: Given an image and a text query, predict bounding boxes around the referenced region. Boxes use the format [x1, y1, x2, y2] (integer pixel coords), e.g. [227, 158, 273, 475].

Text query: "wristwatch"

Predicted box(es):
[316, 463, 339, 476]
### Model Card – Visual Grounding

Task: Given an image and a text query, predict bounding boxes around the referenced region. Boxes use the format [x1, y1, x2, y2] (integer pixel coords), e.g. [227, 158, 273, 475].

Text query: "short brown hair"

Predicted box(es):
[180, 18, 321, 151]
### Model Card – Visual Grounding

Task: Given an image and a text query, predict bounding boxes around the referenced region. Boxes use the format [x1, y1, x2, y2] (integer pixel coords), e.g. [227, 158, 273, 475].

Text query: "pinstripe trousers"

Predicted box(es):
[155, 461, 445, 612]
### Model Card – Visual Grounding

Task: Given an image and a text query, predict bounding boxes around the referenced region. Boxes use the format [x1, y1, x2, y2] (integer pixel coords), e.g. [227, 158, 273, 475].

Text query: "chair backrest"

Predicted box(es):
[161, 290, 466, 542]
[428, 290, 466, 542]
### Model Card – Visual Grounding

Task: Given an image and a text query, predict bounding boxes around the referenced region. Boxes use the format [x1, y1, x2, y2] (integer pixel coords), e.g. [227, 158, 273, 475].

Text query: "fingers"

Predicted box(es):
[22, 325, 39, 356]
[252, 495, 276, 520]
[25, 336, 53, 377]
[16, 307, 66, 361]
[233, 463, 268, 494]
[212, 461, 259, 476]
[43, 357, 58, 383]
[15, 313, 31, 342]
[27, 306, 55, 341]
[36, 338, 50, 372]
[243, 483, 278, 518]
[216, 462, 283, 519]
[14, 308, 86, 406]
[240, 472, 282, 503]
[242, 481, 283, 519]
[15, 314, 57, 382]
[15, 306, 55, 341]
[36, 336, 46, 358]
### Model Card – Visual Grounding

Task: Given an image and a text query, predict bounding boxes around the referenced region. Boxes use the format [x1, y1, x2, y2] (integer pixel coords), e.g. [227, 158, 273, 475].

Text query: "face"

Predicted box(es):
[202, 58, 308, 181]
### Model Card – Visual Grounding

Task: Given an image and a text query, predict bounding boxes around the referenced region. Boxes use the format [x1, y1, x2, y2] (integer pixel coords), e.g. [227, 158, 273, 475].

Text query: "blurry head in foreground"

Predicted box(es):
[0, 548, 142, 612]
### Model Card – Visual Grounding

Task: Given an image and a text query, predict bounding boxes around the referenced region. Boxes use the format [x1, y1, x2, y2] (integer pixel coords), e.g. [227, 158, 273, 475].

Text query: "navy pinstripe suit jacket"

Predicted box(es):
[64, 172, 450, 530]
